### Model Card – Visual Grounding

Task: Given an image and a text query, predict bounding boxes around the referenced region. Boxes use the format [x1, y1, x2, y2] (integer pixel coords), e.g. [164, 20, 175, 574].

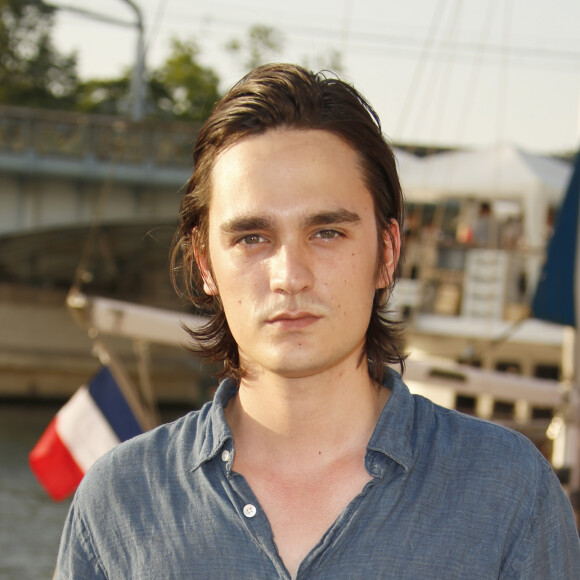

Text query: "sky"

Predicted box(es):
[51, 0, 580, 155]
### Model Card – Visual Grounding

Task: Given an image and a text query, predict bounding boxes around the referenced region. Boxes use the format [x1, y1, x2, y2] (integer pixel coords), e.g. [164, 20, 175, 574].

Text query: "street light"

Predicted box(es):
[47, 1, 146, 121]
[119, 0, 146, 122]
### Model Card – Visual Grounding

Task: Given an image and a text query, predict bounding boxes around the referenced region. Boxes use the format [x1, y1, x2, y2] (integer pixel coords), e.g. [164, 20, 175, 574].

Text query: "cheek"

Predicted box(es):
[218, 269, 262, 316]
[327, 257, 376, 312]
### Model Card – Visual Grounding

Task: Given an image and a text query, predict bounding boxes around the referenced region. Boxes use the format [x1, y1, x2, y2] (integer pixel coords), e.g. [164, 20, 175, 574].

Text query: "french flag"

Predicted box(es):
[29, 367, 145, 501]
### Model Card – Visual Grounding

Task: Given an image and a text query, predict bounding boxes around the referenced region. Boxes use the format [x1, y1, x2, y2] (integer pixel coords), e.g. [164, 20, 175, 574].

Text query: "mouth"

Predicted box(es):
[266, 311, 321, 330]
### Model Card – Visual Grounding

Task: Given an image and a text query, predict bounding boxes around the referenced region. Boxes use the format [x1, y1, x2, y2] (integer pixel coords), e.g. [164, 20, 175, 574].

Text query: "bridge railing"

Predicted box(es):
[0, 105, 200, 168]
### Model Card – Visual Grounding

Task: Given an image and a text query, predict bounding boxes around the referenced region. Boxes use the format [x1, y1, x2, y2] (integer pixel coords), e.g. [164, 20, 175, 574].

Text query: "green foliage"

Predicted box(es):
[0, 1, 220, 121]
[77, 39, 220, 121]
[311, 48, 345, 75]
[0, 0, 79, 108]
[76, 75, 131, 116]
[226, 24, 284, 71]
[0, 4, 342, 123]
[151, 38, 220, 121]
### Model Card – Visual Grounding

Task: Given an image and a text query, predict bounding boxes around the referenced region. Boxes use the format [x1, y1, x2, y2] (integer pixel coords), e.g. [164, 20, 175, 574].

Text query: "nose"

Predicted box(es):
[269, 242, 314, 295]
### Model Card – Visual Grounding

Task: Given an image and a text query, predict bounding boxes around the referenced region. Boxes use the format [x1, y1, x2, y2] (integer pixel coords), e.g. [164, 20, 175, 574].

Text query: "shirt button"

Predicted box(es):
[243, 504, 257, 518]
[221, 450, 230, 462]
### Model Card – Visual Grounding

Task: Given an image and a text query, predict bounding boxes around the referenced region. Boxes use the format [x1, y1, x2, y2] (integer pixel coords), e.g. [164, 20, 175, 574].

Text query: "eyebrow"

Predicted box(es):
[302, 209, 361, 228]
[220, 215, 273, 235]
[219, 209, 362, 235]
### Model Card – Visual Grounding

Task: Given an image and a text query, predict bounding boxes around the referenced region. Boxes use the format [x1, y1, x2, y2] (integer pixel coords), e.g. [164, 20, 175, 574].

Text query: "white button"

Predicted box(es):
[221, 450, 230, 462]
[243, 504, 257, 518]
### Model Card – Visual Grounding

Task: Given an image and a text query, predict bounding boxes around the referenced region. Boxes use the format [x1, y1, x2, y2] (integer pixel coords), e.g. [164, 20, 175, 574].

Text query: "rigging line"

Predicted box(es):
[393, 0, 448, 142]
[428, 0, 498, 196]
[182, 12, 580, 63]
[496, 0, 512, 145]
[493, 0, 512, 193]
[453, 0, 498, 143]
[69, 126, 128, 295]
[341, 0, 354, 57]
[461, 314, 529, 365]
[144, 0, 170, 56]
[416, 0, 464, 146]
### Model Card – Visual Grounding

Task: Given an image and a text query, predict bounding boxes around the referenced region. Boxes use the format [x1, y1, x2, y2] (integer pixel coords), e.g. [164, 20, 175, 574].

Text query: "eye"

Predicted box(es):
[313, 229, 343, 240]
[237, 234, 267, 245]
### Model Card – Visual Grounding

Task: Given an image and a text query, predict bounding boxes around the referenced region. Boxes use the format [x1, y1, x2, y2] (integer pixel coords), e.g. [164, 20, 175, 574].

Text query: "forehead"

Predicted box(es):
[208, 129, 374, 222]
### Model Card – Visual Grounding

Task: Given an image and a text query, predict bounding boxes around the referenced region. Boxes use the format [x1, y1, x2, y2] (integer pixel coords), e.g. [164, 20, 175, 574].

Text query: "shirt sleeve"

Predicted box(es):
[54, 499, 108, 580]
[503, 463, 580, 578]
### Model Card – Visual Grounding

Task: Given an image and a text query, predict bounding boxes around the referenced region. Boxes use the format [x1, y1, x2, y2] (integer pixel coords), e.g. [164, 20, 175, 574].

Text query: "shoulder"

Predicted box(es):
[409, 397, 580, 574]
[76, 400, 212, 502]
[409, 391, 554, 498]
[386, 369, 548, 479]
[74, 378, 238, 508]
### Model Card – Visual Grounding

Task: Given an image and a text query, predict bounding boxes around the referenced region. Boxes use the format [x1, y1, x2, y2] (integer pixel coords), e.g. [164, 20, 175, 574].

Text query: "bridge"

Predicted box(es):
[0, 104, 197, 236]
[0, 106, 209, 405]
[0, 105, 201, 298]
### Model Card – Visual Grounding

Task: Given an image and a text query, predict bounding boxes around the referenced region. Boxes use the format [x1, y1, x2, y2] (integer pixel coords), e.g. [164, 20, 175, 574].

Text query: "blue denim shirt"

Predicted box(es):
[56, 368, 580, 579]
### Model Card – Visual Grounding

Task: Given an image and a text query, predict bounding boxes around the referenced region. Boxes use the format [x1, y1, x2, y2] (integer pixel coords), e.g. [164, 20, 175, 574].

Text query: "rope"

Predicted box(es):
[393, 0, 448, 142]
[69, 125, 127, 294]
[452, 0, 497, 143]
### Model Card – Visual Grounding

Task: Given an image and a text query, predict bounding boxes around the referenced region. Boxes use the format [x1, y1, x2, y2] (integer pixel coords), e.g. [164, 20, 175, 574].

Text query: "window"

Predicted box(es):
[534, 364, 560, 380]
[455, 394, 476, 415]
[492, 400, 515, 420]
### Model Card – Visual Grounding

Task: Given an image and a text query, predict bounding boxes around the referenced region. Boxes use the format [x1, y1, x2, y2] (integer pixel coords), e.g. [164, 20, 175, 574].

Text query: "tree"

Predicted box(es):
[0, 0, 78, 108]
[310, 48, 345, 75]
[227, 24, 345, 77]
[76, 75, 132, 116]
[77, 39, 220, 122]
[226, 24, 284, 71]
[151, 38, 220, 121]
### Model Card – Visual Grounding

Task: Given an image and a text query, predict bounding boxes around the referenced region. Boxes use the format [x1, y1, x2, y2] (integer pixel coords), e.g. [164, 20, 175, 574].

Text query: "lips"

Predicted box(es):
[266, 311, 321, 330]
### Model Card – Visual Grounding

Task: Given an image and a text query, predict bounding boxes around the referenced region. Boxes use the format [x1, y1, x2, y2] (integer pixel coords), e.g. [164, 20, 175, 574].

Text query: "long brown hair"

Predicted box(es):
[171, 63, 406, 382]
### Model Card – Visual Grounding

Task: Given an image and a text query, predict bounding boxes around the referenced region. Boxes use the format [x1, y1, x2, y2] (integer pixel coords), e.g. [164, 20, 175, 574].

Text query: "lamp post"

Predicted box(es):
[118, 0, 146, 122]
[47, 1, 146, 121]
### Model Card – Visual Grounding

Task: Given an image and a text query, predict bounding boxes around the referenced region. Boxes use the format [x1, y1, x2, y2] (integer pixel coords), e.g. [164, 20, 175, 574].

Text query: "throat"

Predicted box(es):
[236, 446, 374, 577]
[227, 370, 389, 456]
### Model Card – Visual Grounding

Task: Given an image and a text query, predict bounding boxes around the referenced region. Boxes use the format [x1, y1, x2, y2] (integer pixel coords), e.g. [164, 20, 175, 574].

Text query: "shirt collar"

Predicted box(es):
[190, 379, 238, 472]
[190, 368, 416, 475]
[365, 367, 415, 474]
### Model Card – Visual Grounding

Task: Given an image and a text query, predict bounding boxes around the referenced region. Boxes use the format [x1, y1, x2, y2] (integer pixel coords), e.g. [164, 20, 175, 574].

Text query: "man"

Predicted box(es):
[56, 64, 580, 578]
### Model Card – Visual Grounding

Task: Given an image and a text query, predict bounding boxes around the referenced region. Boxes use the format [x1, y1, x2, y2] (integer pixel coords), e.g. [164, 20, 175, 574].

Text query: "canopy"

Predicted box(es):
[396, 143, 571, 205]
[394, 143, 574, 293]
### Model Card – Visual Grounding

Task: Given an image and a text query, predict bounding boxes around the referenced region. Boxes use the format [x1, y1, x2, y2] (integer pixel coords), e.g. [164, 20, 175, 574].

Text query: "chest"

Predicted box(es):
[240, 462, 374, 576]
[93, 460, 512, 579]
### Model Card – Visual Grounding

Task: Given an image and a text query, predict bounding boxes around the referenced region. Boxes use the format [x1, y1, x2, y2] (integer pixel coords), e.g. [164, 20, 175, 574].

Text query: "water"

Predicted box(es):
[0, 401, 192, 579]
[0, 403, 71, 579]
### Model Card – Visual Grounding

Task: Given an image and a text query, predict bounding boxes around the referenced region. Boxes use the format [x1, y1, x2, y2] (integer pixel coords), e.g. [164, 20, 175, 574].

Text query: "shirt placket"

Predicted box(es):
[219, 445, 291, 579]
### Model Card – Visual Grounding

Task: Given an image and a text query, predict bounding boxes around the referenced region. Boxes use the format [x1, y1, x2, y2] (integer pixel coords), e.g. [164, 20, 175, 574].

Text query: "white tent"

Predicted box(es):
[396, 142, 572, 248]
[395, 143, 573, 294]
[398, 142, 570, 202]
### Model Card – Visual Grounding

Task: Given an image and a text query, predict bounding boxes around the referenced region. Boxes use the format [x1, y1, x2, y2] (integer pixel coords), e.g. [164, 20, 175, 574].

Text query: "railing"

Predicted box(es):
[0, 105, 199, 168]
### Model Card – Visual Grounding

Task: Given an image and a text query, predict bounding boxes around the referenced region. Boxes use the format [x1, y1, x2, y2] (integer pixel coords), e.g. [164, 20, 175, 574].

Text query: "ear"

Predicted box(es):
[376, 220, 401, 289]
[193, 244, 218, 296]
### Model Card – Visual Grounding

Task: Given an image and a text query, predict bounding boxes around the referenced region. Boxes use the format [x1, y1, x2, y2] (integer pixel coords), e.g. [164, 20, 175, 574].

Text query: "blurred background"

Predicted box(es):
[1, 0, 580, 576]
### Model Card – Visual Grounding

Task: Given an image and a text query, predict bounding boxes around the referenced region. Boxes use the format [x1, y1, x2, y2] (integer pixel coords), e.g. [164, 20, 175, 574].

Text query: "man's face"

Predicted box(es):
[199, 129, 399, 380]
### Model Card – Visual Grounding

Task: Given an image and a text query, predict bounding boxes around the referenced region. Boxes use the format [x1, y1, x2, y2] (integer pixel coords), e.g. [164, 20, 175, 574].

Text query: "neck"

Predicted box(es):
[225, 361, 389, 468]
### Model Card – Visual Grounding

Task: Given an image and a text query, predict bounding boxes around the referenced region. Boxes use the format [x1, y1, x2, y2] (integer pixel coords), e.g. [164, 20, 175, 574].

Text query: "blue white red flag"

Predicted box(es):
[29, 367, 144, 501]
[532, 151, 580, 327]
